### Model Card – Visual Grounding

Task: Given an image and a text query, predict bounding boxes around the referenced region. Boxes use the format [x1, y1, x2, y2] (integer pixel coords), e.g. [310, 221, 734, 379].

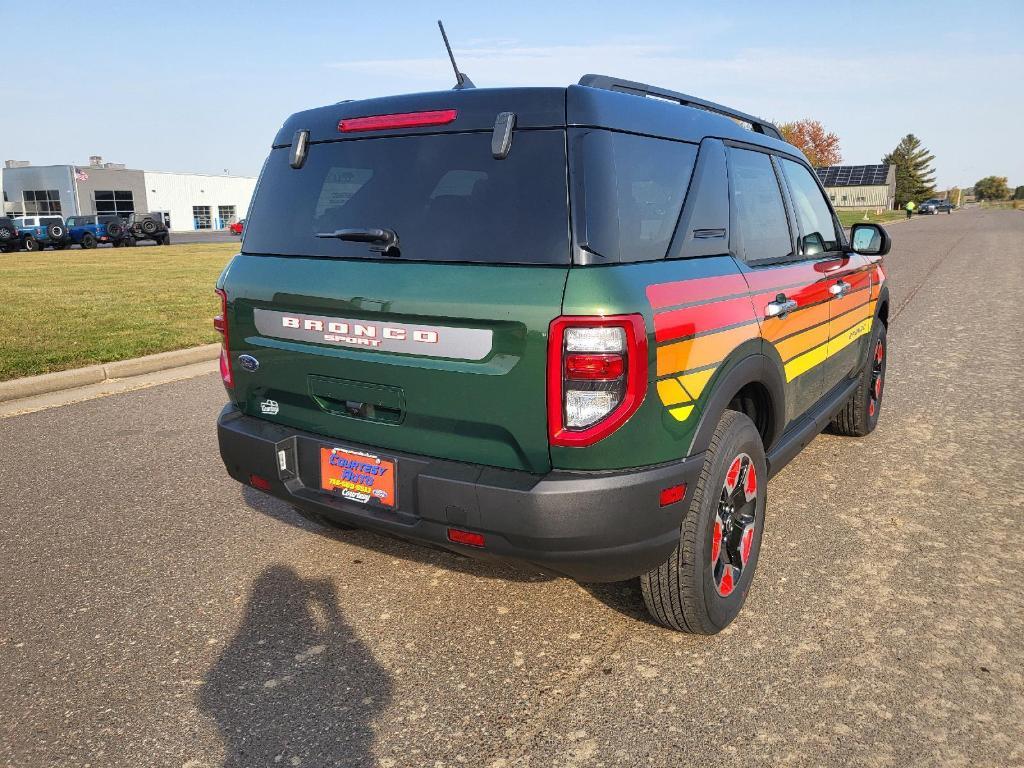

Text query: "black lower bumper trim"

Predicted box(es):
[217, 406, 704, 582]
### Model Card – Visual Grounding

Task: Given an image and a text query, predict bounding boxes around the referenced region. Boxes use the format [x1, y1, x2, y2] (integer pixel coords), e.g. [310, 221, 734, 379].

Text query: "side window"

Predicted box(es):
[728, 147, 792, 264]
[571, 129, 698, 262]
[780, 158, 840, 255]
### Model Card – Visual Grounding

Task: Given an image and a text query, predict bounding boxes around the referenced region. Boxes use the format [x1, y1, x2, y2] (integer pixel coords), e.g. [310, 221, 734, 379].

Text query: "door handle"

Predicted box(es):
[765, 295, 799, 318]
[829, 280, 851, 297]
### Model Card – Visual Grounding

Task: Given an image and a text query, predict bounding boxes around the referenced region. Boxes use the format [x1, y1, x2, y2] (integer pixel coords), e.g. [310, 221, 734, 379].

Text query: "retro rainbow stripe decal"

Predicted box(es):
[648, 261, 879, 422]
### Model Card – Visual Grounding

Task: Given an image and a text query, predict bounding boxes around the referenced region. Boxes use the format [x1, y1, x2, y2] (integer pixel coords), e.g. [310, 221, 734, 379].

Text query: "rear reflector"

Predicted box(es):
[214, 288, 233, 388]
[565, 353, 624, 380]
[659, 483, 687, 507]
[249, 474, 272, 491]
[447, 528, 485, 548]
[339, 109, 458, 133]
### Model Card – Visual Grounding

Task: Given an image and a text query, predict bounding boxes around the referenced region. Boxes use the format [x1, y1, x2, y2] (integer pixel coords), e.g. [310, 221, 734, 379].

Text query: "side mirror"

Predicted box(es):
[849, 223, 891, 256]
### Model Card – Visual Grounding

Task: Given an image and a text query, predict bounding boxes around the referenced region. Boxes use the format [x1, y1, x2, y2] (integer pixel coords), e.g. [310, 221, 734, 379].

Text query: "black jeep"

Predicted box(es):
[125, 212, 171, 245]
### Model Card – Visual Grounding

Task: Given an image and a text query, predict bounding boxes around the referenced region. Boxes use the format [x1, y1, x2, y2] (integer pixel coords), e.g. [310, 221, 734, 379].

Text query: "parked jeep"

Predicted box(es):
[13, 216, 71, 251]
[126, 212, 170, 245]
[215, 75, 891, 633]
[0, 216, 20, 253]
[65, 215, 129, 248]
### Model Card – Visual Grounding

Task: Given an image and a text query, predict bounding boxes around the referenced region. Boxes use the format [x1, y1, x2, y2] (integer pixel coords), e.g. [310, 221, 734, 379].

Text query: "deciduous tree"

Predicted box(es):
[882, 134, 936, 206]
[973, 176, 1010, 200]
[778, 119, 842, 167]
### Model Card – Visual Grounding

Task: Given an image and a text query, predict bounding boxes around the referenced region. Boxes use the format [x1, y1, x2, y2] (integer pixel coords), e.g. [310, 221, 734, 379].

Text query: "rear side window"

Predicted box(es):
[571, 129, 697, 263]
[243, 130, 570, 264]
[728, 148, 792, 264]
[780, 158, 840, 255]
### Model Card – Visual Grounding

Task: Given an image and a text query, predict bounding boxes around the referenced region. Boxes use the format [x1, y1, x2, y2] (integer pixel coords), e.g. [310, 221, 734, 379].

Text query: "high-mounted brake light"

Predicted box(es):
[338, 109, 458, 133]
[214, 288, 233, 388]
[548, 315, 648, 447]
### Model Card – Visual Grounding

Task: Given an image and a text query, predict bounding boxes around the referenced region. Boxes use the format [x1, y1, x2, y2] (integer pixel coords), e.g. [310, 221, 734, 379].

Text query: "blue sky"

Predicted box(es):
[2, 0, 1021, 188]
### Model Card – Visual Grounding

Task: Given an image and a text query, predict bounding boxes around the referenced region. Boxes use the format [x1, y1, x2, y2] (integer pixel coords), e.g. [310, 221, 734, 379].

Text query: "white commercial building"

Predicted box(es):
[2, 157, 257, 232]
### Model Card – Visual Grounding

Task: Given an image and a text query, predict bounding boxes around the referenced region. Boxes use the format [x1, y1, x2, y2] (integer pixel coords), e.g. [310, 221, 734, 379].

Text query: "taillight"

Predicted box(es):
[338, 109, 458, 133]
[214, 288, 233, 388]
[547, 315, 648, 447]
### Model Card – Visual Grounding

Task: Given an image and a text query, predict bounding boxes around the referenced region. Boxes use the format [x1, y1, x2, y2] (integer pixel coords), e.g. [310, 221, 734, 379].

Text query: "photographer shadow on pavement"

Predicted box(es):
[199, 564, 392, 767]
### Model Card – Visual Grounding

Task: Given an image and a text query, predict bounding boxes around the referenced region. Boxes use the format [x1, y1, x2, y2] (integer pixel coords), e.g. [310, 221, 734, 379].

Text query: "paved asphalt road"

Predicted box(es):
[1, 209, 1021, 767]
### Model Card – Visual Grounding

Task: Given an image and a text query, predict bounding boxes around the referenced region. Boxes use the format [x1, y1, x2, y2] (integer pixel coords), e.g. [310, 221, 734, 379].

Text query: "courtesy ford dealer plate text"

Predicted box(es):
[320, 446, 397, 509]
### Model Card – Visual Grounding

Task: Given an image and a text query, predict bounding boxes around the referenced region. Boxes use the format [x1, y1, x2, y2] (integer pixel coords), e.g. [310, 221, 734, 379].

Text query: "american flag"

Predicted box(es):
[74, 169, 88, 182]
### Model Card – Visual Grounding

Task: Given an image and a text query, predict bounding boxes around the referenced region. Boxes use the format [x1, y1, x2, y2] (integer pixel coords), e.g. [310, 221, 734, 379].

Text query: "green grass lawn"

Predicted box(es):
[837, 209, 906, 227]
[0, 243, 237, 381]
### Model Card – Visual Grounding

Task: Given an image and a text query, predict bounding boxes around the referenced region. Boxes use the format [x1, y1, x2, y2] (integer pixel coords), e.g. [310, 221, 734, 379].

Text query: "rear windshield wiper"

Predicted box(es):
[315, 227, 401, 257]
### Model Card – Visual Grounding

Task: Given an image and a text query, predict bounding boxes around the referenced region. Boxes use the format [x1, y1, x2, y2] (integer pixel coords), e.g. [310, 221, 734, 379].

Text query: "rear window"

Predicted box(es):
[243, 130, 570, 264]
[570, 129, 698, 263]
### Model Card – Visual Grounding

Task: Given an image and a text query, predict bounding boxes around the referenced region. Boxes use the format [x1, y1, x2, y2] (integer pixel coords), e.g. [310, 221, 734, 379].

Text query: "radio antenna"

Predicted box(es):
[437, 20, 475, 90]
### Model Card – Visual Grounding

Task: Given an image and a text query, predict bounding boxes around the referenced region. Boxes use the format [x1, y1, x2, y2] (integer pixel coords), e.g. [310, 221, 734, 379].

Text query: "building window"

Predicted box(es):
[217, 205, 237, 229]
[94, 190, 135, 217]
[23, 190, 62, 215]
[193, 205, 212, 230]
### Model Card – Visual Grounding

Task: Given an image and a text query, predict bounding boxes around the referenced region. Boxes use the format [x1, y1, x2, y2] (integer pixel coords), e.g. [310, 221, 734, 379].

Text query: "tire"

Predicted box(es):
[24, 237, 41, 252]
[124, 236, 136, 247]
[641, 410, 767, 633]
[291, 505, 357, 531]
[0, 225, 13, 242]
[141, 218, 157, 235]
[106, 222, 124, 238]
[830, 320, 887, 437]
[81, 233, 97, 249]
[47, 224, 65, 241]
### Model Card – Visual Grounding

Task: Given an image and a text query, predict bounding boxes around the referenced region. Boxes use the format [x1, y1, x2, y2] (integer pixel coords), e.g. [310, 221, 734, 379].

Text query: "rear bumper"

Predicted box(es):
[217, 405, 704, 582]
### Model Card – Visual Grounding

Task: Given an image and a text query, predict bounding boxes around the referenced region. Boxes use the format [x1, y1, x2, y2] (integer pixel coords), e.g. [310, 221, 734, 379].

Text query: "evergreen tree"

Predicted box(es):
[882, 134, 937, 206]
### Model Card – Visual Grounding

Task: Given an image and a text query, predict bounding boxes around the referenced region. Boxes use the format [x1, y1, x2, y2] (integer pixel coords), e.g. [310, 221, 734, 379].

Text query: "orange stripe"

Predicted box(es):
[762, 302, 830, 342]
[830, 288, 869, 316]
[774, 322, 831, 362]
[657, 324, 758, 376]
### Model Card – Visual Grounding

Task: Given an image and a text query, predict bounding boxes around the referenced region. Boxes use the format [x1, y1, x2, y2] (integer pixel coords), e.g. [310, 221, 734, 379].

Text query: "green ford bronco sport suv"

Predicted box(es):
[216, 75, 891, 633]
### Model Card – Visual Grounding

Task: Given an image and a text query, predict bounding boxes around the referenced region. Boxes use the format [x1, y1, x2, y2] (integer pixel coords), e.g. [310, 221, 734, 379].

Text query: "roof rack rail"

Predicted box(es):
[578, 74, 783, 141]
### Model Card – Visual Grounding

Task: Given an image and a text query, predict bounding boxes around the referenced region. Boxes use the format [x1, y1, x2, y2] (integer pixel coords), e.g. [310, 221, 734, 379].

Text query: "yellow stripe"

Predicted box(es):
[677, 367, 716, 401]
[669, 405, 694, 421]
[784, 344, 829, 382]
[784, 317, 874, 382]
[826, 317, 872, 357]
[657, 378, 690, 406]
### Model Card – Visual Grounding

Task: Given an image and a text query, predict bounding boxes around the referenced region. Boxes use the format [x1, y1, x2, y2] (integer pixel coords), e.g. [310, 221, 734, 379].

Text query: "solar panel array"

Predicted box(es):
[815, 164, 891, 187]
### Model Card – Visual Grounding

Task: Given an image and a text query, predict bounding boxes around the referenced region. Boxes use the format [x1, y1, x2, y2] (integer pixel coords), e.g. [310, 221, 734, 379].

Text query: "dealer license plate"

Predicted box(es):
[319, 446, 397, 508]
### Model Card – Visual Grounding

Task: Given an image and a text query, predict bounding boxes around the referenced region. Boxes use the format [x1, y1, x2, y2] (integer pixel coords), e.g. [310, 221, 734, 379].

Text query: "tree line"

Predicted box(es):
[779, 119, 1017, 206]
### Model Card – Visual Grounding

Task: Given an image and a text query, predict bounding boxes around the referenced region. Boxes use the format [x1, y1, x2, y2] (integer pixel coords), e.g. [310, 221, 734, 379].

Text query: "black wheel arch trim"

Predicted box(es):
[686, 349, 786, 459]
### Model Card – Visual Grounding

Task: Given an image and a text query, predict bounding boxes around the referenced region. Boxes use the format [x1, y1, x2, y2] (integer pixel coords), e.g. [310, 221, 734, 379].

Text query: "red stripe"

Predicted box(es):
[749, 279, 832, 315]
[647, 274, 749, 310]
[654, 295, 757, 342]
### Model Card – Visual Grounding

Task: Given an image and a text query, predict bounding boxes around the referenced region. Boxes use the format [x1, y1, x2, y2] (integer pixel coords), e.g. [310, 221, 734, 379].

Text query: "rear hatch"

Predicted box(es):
[222, 90, 570, 474]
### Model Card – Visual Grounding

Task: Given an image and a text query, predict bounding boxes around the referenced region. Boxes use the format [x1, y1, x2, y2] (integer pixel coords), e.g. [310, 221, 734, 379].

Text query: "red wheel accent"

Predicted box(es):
[744, 463, 757, 501]
[725, 457, 742, 491]
[719, 566, 735, 596]
[740, 525, 754, 566]
[868, 400, 876, 417]
[874, 341, 885, 363]
[711, 517, 723, 564]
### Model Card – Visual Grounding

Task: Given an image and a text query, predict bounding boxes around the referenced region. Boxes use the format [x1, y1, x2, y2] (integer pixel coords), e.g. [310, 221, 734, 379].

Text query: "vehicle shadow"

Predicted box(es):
[240, 487, 663, 627]
[198, 564, 392, 767]
[240, 486, 553, 584]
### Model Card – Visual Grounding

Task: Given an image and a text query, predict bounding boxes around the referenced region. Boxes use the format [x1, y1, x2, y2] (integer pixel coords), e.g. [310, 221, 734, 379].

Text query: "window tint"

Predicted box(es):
[728, 148, 791, 263]
[780, 158, 839, 255]
[571, 129, 697, 262]
[244, 130, 569, 264]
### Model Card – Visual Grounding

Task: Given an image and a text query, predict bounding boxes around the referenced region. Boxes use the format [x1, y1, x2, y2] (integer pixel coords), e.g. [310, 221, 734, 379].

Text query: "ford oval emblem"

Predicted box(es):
[238, 354, 260, 372]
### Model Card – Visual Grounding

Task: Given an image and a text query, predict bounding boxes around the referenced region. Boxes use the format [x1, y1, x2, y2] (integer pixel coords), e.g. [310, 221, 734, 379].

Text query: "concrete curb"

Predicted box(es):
[0, 344, 220, 403]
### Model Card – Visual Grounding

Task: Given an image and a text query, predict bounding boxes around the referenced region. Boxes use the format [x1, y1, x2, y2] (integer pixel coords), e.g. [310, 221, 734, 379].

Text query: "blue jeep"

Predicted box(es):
[65, 215, 129, 248]
[12, 216, 71, 251]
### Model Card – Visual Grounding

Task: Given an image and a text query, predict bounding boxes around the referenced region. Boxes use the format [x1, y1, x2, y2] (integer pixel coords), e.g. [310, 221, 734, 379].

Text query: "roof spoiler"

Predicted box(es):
[578, 74, 783, 141]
